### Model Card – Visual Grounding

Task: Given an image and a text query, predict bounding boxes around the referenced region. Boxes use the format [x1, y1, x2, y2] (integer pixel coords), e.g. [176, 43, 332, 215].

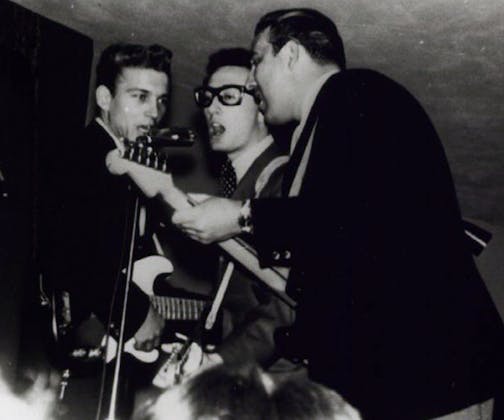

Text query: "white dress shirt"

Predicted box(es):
[289, 70, 339, 197]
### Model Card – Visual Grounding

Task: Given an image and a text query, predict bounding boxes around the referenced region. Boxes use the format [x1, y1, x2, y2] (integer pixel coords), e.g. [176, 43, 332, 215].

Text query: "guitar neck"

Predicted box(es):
[150, 295, 206, 321]
[112, 145, 293, 305]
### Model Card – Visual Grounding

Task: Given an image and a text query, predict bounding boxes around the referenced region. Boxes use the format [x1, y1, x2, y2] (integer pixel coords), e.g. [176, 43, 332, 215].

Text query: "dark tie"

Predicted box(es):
[220, 158, 237, 198]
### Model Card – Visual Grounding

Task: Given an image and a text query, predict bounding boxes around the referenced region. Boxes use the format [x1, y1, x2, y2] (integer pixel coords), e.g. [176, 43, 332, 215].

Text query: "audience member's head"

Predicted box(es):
[272, 376, 361, 420]
[136, 363, 361, 420]
[0, 371, 56, 420]
[137, 364, 274, 420]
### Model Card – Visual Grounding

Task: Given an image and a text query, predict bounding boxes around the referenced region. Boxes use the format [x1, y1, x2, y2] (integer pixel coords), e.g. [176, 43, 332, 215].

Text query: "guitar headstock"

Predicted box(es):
[123, 127, 197, 172]
[138, 127, 197, 147]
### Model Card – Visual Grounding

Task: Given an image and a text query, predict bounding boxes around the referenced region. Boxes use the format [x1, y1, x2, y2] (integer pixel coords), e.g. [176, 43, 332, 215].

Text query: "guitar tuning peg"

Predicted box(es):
[128, 145, 135, 161]
[145, 146, 152, 166]
[135, 142, 145, 164]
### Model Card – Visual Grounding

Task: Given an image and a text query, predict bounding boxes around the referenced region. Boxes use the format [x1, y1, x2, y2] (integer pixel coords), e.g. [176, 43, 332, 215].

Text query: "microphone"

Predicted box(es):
[136, 127, 196, 147]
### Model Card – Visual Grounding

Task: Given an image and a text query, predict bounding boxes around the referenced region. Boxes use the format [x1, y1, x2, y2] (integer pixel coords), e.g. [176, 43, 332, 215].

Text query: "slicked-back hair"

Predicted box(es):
[254, 8, 346, 70]
[96, 43, 172, 94]
[204, 47, 253, 86]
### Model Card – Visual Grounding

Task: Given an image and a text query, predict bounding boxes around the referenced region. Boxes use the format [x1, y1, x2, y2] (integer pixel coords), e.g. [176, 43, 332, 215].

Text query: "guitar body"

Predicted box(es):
[46, 252, 224, 418]
[48, 254, 219, 361]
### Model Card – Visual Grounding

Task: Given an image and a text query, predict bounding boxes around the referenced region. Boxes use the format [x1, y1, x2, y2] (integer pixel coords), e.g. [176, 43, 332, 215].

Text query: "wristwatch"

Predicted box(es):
[238, 199, 253, 234]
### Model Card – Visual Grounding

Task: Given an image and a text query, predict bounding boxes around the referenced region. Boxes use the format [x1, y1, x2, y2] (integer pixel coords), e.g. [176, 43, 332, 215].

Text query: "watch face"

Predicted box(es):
[239, 200, 253, 233]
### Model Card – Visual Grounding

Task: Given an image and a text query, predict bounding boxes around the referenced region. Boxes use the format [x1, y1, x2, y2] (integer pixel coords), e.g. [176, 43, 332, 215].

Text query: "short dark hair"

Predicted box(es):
[272, 377, 360, 420]
[133, 364, 360, 420]
[204, 47, 252, 85]
[183, 364, 274, 419]
[136, 364, 275, 420]
[96, 43, 172, 94]
[255, 8, 346, 69]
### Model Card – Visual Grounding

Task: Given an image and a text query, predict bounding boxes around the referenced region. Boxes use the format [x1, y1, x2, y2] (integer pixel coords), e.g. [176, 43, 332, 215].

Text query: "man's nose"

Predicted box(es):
[146, 98, 159, 120]
[206, 95, 221, 115]
[246, 68, 257, 90]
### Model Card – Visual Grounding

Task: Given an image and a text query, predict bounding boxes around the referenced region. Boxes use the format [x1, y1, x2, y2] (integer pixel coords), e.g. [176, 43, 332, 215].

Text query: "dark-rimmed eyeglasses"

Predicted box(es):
[194, 84, 255, 108]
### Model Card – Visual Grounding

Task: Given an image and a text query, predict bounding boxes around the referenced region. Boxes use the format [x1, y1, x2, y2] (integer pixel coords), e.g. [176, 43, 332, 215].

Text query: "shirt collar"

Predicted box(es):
[231, 134, 273, 182]
[95, 117, 124, 151]
[290, 69, 340, 154]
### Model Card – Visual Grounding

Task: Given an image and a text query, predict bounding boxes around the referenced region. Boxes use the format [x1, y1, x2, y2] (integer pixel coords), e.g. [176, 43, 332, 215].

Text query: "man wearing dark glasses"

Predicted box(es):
[194, 48, 286, 200]
[160, 48, 293, 380]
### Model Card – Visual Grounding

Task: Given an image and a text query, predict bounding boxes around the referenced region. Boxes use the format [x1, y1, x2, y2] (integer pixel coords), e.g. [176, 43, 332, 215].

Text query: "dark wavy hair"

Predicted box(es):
[203, 47, 252, 85]
[255, 8, 346, 70]
[96, 43, 172, 94]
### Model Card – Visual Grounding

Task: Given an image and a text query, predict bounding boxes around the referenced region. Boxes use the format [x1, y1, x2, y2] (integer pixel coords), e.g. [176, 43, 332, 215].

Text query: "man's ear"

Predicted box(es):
[96, 85, 113, 112]
[279, 39, 300, 70]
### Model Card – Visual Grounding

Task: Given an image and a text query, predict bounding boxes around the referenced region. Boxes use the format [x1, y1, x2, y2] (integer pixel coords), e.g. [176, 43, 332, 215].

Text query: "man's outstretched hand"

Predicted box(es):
[172, 197, 242, 244]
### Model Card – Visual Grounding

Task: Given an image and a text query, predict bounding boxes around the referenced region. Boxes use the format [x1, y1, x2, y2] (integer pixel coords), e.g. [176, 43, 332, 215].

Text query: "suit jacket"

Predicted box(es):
[251, 70, 504, 419]
[44, 121, 150, 339]
[216, 141, 294, 366]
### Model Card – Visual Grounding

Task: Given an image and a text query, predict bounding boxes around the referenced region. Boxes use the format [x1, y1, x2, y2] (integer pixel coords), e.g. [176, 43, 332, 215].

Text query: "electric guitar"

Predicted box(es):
[105, 137, 293, 302]
[49, 255, 209, 365]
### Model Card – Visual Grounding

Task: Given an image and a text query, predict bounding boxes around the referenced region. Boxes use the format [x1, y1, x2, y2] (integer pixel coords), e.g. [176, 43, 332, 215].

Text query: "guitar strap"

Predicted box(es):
[205, 261, 234, 330]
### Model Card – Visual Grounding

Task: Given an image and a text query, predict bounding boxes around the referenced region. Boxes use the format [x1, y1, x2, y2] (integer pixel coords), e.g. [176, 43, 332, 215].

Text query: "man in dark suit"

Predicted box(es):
[151, 49, 294, 383]
[45, 43, 172, 355]
[195, 48, 293, 368]
[172, 9, 504, 420]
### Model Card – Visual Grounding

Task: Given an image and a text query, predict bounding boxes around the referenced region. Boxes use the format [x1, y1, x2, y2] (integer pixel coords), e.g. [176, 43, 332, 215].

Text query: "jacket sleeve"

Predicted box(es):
[216, 151, 295, 366]
[217, 282, 295, 366]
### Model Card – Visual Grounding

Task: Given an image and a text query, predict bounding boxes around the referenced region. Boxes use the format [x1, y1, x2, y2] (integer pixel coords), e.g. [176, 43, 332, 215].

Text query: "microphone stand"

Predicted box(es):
[97, 189, 140, 420]
[97, 131, 195, 418]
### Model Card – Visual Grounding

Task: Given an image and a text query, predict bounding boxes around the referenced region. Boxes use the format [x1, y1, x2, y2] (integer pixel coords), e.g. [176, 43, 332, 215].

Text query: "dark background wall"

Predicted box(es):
[0, 41, 35, 386]
[0, 0, 92, 385]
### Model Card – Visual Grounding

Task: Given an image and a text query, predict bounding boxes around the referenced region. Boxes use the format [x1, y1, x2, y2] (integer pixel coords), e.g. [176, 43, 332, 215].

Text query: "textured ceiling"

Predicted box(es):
[11, 0, 504, 224]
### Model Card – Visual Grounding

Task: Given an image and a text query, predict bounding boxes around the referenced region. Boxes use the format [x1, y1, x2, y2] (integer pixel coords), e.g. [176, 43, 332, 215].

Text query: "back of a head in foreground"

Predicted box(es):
[136, 364, 360, 420]
[139, 364, 275, 420]
[272, 376, 361, 420]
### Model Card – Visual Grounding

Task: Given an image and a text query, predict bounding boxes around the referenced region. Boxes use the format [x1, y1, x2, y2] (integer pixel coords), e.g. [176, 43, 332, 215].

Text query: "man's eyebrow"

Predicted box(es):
[126, 88, 149, 93]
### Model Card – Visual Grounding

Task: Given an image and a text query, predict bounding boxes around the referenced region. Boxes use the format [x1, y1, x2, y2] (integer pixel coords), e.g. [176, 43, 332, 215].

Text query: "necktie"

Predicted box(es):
[220, 158, 237, 198]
